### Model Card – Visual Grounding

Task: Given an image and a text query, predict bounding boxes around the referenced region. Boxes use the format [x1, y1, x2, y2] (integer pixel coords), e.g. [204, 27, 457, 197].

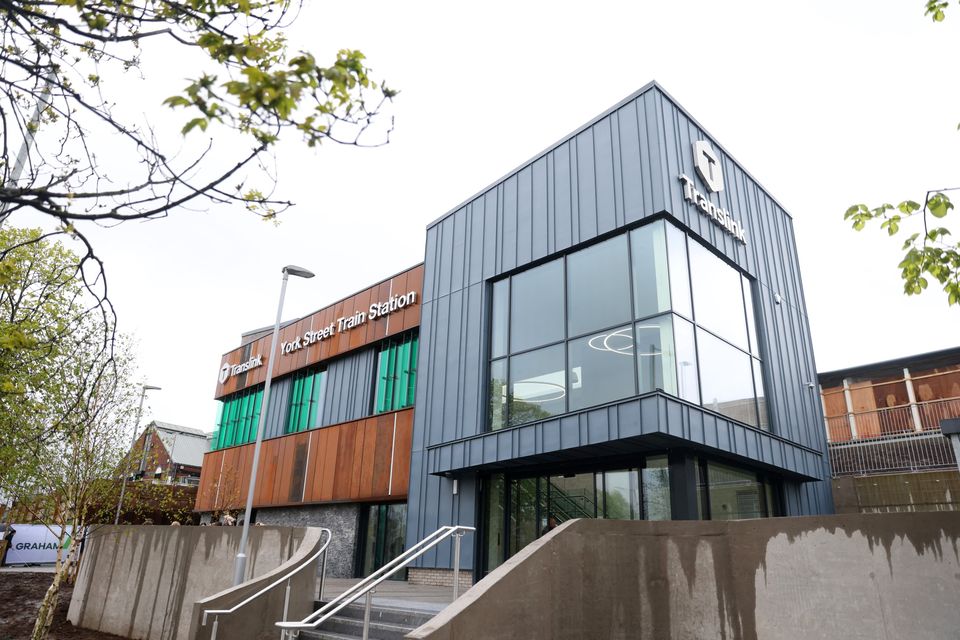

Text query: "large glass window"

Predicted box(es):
[688, 241, 749, 350]
[212, 386, 263, 450]
[697, 329, 759, 428]
[697, 461, 770, 521]
[636, 314, 676, 395]
[374, 333, 418, 413]
[567, 235, 631, 336]
[509, 345, 565, 426]
[510, 259, 563, 353]
[631, 221, 671, 319]
[488, 218, 769, 432]
[568, 325, 635, 411]
[642, 456, 671, 520]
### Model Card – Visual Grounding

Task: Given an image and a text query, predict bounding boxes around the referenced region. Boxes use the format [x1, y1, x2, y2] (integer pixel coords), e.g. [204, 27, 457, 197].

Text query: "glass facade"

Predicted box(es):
[212, 386, 263, 450]
[286, 368, 327, 434]
[374, 332, 419, 414]
[483, 454, 779, 572]
[488, 218, 769, 431]
[696, 460, 779, 521]
[482, 454, 674, 573]
[358, 503, 407, 579]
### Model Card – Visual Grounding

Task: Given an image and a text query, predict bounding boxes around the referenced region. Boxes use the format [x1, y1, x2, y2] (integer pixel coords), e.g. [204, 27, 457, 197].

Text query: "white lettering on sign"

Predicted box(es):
[219, 354, 263, 384]
[678, 175, 746, 244]
[281, 291, 418, 356]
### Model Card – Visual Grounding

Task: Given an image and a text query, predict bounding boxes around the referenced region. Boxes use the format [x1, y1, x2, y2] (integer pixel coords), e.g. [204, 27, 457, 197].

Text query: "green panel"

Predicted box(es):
[250, 389, 263, 442]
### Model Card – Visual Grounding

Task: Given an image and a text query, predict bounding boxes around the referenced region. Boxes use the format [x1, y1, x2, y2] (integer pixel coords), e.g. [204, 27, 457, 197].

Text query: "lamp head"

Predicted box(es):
[142, 384, 162, 392]
[283, 265, 315, 279]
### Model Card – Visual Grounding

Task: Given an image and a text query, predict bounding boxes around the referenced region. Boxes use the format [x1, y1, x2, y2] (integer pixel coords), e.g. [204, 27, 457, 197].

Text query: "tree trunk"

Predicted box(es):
[30, 566, 63, 640]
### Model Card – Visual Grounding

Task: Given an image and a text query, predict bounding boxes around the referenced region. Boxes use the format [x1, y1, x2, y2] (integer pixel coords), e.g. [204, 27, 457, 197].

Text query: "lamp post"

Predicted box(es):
[115, 383, 161, 525]
[233, 265, 315, 586]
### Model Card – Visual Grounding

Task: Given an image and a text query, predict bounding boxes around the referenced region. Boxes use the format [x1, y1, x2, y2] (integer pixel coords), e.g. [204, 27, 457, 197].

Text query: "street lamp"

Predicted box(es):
[115, 383, 161, 525]
[233, 265, 314, 586]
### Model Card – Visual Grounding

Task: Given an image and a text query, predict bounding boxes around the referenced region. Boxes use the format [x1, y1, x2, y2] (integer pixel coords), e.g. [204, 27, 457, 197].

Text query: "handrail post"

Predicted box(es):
[211, 615, 219, 640]
[362, 590, 374, 640]
[318, 548, 327, 601]
[282, 576, 292, 622]
[452, 532, 463, 600]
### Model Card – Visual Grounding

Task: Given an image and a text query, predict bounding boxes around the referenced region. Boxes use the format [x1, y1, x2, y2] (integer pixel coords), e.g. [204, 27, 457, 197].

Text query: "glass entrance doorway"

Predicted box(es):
[357, 503, 406, 579]
[483, 456, 672, 574]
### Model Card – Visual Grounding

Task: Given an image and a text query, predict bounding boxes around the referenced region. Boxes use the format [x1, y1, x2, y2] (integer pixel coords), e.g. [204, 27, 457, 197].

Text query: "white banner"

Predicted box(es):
[4, 524, 74, 565]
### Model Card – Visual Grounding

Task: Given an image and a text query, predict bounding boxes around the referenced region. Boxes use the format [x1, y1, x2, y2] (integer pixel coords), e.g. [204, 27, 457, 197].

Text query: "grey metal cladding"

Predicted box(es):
[320, 347, 375, 426]
[407, 82, 830, 566]
[262, 376, 292, 439]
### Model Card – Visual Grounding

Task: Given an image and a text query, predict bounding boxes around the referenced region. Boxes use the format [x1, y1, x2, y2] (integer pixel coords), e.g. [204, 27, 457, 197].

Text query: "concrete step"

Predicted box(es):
[312, 600, 435, 628]
[305, 615, 415, 640]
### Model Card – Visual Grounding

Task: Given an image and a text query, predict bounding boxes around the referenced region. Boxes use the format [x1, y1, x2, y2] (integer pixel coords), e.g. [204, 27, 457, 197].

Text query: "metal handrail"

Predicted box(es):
[276, 525, 474, 639]
[202, 527, 332, 640]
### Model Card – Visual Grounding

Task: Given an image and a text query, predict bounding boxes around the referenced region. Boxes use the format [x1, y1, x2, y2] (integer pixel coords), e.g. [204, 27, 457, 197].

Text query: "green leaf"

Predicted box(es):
[181, 117, 208, 134]
[928, 193, 954, 218]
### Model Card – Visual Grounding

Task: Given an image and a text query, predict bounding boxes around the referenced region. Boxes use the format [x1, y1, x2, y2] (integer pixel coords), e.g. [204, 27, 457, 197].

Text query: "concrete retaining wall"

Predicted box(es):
[409, 514, 960, 640]
[67, 525, 319, 640]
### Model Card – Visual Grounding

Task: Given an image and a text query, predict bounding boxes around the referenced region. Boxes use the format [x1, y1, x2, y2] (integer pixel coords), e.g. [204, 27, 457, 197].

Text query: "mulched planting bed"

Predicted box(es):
[0, 572, 126, 640]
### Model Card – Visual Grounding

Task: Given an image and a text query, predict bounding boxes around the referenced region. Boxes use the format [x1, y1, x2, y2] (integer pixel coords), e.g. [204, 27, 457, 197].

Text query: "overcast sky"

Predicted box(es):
[19, 1, 959, 431]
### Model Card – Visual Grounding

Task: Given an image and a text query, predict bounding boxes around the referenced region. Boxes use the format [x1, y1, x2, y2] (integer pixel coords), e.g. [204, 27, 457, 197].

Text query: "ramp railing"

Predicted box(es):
[202, 527, 332, 640]
[277, 524, 474, 640]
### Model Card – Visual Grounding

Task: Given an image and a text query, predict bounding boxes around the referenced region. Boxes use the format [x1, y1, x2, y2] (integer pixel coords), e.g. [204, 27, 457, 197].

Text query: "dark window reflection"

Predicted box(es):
[642, 456, 671, 520]
[509, 345, 566, 426]
[489, 358, 508, 431]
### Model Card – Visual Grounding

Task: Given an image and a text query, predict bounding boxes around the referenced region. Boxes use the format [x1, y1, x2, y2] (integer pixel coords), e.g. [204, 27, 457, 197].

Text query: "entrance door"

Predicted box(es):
[358, 503, 406, 578]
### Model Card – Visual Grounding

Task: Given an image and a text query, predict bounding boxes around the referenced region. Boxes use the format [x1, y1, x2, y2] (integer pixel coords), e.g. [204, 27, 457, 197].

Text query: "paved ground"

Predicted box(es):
[0, 564, 56, 573]
[320, 578, 455, 613]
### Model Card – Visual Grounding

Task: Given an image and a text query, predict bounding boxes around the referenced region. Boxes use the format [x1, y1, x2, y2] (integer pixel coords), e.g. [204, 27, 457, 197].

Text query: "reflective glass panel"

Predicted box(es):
[509, 477, 538, 556]
[567, 325, 636, 411]
[688, 241, 748, 350]
[546, 473, 597, 521]
[602, 470, 640, 520]
[510, 259, 564, 353]
[566, 235, 631, 337]
[753, 358, 769, 431]
[707, 462, 764, 520]
[636, 314, 677, 395]
[673, 316, 700, 404]
[489, 359, 508, 431]
[697, 329, 758, 427]
[484, 474, 506, 573]
[742, 275, 760, 357]
[631, 221, 671, 319]
[642, 456, 671, 520]
[491, 279, 509, 359]
[509, 345, 566, 426]
[666, 223, 693, 319]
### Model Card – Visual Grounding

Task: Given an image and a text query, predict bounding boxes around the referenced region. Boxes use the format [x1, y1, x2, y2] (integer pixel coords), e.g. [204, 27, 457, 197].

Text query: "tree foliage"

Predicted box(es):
[0, 227, 113, 485]
[844, 2, 959, 306]
[0, 0, 394, 225]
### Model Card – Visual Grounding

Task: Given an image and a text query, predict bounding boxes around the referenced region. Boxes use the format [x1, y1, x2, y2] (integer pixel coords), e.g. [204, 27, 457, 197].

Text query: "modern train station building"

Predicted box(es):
[195, 82, 832, 585]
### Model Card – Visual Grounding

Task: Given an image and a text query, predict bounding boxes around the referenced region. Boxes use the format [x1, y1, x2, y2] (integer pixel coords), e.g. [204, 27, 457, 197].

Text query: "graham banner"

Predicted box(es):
[4, 525, 73, 565]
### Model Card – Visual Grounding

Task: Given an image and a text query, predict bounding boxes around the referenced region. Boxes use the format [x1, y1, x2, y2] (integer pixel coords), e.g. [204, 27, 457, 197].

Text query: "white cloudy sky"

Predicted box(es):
[14, 1, 960, 431]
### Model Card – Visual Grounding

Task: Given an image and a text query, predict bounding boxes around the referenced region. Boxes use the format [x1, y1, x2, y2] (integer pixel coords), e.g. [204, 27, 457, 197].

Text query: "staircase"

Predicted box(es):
[299, 599, 435, 640]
